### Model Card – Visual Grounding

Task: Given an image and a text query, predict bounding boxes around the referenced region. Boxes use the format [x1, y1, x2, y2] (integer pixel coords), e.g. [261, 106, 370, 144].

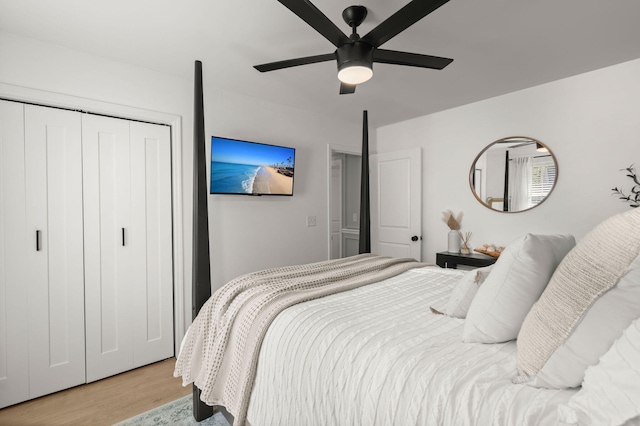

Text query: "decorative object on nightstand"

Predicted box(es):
[442, 210, 463, 253]
[474, 244, 505, 258]
[612, 164, 639, 208]
[459, 232, 472, 254]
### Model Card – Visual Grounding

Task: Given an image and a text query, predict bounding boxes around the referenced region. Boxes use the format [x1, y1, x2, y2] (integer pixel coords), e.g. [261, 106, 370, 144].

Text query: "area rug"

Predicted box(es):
[114, 395, 230, 426]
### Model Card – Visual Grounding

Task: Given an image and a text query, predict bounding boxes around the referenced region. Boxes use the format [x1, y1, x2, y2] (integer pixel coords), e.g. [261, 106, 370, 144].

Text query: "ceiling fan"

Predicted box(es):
[254, 0, 454, 95]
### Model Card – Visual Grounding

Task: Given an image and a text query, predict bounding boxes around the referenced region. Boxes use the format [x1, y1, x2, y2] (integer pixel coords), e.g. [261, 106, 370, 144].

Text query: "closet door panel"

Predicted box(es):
[24, 105, 85, 398]
[130, 122, 174, 366]
[0, 101, 28, 408]
[83, 115, 134, 382]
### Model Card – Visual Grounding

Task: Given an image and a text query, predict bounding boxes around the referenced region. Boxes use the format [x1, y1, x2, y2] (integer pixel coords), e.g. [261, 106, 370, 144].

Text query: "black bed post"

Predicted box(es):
[359, 110, 371, 254]
[192, 59, 215, 422]
[503, 150, 510, 212]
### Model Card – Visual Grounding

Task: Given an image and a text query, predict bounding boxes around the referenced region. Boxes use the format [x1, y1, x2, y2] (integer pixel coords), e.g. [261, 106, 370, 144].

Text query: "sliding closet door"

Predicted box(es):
[129, 122, 174, 367]
[0, 100, 29, 408]
[83, 115, 135, 382]
[24, 105, 86, 398]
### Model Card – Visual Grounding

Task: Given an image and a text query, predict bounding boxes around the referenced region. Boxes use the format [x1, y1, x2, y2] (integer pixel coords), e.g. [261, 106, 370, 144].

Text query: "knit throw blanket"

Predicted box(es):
[174, 254, 425, 426]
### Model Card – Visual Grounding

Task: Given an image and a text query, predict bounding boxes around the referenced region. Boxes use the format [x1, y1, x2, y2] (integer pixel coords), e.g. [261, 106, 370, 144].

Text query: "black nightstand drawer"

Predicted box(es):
[436, 251, 497, 269]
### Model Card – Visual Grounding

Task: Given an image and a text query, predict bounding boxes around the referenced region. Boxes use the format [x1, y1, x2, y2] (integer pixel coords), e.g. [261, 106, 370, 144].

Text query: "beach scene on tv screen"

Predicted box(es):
[211, 137, 295, 195]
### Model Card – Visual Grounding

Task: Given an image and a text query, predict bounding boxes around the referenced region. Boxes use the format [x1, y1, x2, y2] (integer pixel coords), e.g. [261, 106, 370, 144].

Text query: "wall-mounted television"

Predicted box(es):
[210, 136, 296, 196]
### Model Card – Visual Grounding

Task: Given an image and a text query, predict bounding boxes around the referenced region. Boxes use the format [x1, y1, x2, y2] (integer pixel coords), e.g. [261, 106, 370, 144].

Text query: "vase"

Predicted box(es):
[448, 230, 461, 253]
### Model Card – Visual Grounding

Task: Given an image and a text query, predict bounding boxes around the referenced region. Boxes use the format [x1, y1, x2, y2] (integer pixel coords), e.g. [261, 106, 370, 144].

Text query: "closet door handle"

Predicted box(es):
[122, 228, 126, 246]
[36, 230, 42, 251]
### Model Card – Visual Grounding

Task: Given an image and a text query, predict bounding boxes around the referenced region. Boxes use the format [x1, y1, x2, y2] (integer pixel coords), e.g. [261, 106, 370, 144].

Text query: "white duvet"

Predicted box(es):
[247, 267, 576, 426]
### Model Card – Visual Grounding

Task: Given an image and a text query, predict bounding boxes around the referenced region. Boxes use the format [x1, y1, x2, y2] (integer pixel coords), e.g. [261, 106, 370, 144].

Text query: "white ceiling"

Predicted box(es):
[2, 0, 640, 127]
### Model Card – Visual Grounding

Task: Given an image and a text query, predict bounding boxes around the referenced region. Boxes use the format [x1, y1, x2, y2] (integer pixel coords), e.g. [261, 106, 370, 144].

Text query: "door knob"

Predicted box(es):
[411, 235, 419, 242]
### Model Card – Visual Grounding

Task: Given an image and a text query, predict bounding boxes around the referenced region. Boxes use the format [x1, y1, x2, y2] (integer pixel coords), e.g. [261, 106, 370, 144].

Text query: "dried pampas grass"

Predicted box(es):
[442, 210, 463, 230]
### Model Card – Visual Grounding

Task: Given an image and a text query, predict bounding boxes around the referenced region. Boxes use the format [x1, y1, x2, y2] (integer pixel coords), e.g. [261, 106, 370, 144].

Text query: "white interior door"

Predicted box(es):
[84, 116, 173, 381]
[371, 148, 422, 260]
[129, 122, 174, 367]
[24, 105, 86, 398]
[330, 159, 343, 259]
[83, 115, 135, 382]
[0, 100, 29, 408]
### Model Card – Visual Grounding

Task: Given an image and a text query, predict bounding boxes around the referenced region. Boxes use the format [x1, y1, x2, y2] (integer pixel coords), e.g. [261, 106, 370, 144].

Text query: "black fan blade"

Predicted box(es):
[339, 82, 356, 95]
[277, 0, 351, 48]
[255, 53, 335, 72]
[361, 0, 450, 48]
[373, 49, 453, 69]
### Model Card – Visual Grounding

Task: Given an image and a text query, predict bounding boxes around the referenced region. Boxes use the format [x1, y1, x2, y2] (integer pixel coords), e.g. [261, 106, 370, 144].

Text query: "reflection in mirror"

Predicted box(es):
[470, 137, 558, 213]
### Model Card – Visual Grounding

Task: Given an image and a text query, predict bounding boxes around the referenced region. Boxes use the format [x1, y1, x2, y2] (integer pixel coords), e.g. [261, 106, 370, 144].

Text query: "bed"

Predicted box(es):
[175, 207, 640, 426]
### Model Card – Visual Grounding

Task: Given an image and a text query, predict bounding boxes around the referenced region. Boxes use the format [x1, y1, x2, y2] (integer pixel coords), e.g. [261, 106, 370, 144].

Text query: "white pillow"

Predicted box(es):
[463, 233, 575, 343]
[517, 207, 640, 385]
[529, 254, 640, 388]
[445, 265, 493, 318]
[557, 316, 640, 426]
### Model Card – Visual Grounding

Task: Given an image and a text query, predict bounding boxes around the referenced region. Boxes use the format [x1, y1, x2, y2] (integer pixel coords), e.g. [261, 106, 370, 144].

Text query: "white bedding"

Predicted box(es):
[247, 266, 576, 426]
[175, 255, 423, 425]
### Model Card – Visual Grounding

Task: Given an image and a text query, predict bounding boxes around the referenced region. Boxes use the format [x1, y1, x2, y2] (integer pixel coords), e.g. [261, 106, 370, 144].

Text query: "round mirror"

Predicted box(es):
[469, 136, 558, 213]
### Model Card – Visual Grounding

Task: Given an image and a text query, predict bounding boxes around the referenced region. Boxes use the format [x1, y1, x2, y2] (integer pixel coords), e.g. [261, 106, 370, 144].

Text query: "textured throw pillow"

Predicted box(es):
[462, 234, 575, 343]
[445, 265, 494, 319]
[528, 254, 640, 388]
[516, 207, 640, 386]
[556, 316, 640, 426]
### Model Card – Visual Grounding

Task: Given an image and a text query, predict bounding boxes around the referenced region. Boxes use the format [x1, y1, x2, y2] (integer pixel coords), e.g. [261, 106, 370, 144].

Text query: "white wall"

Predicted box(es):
[205, 89, 361, 288]
[0, 31, 361, 334]
[376, 58, 640, 264]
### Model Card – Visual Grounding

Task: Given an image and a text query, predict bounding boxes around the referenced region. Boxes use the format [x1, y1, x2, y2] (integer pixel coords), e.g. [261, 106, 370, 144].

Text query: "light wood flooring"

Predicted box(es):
[0, 357, 191, 426]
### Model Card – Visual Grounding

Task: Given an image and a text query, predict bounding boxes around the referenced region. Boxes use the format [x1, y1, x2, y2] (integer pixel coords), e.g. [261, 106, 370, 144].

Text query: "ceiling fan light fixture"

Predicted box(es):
[336, 41, 374, 85]
[338, 64, 373, 84]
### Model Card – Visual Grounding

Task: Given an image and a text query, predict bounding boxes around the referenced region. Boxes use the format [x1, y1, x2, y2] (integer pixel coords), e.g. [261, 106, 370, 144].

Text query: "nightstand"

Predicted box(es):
[436, 251, 497, 269]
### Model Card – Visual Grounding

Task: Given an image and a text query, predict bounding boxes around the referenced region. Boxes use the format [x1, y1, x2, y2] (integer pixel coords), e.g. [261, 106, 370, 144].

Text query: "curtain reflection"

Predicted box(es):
[508, 157, 532, 211]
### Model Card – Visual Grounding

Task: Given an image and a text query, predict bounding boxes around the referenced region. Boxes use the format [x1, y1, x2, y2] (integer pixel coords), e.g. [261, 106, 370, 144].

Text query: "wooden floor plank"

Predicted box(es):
[0, 358, 191, 425]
